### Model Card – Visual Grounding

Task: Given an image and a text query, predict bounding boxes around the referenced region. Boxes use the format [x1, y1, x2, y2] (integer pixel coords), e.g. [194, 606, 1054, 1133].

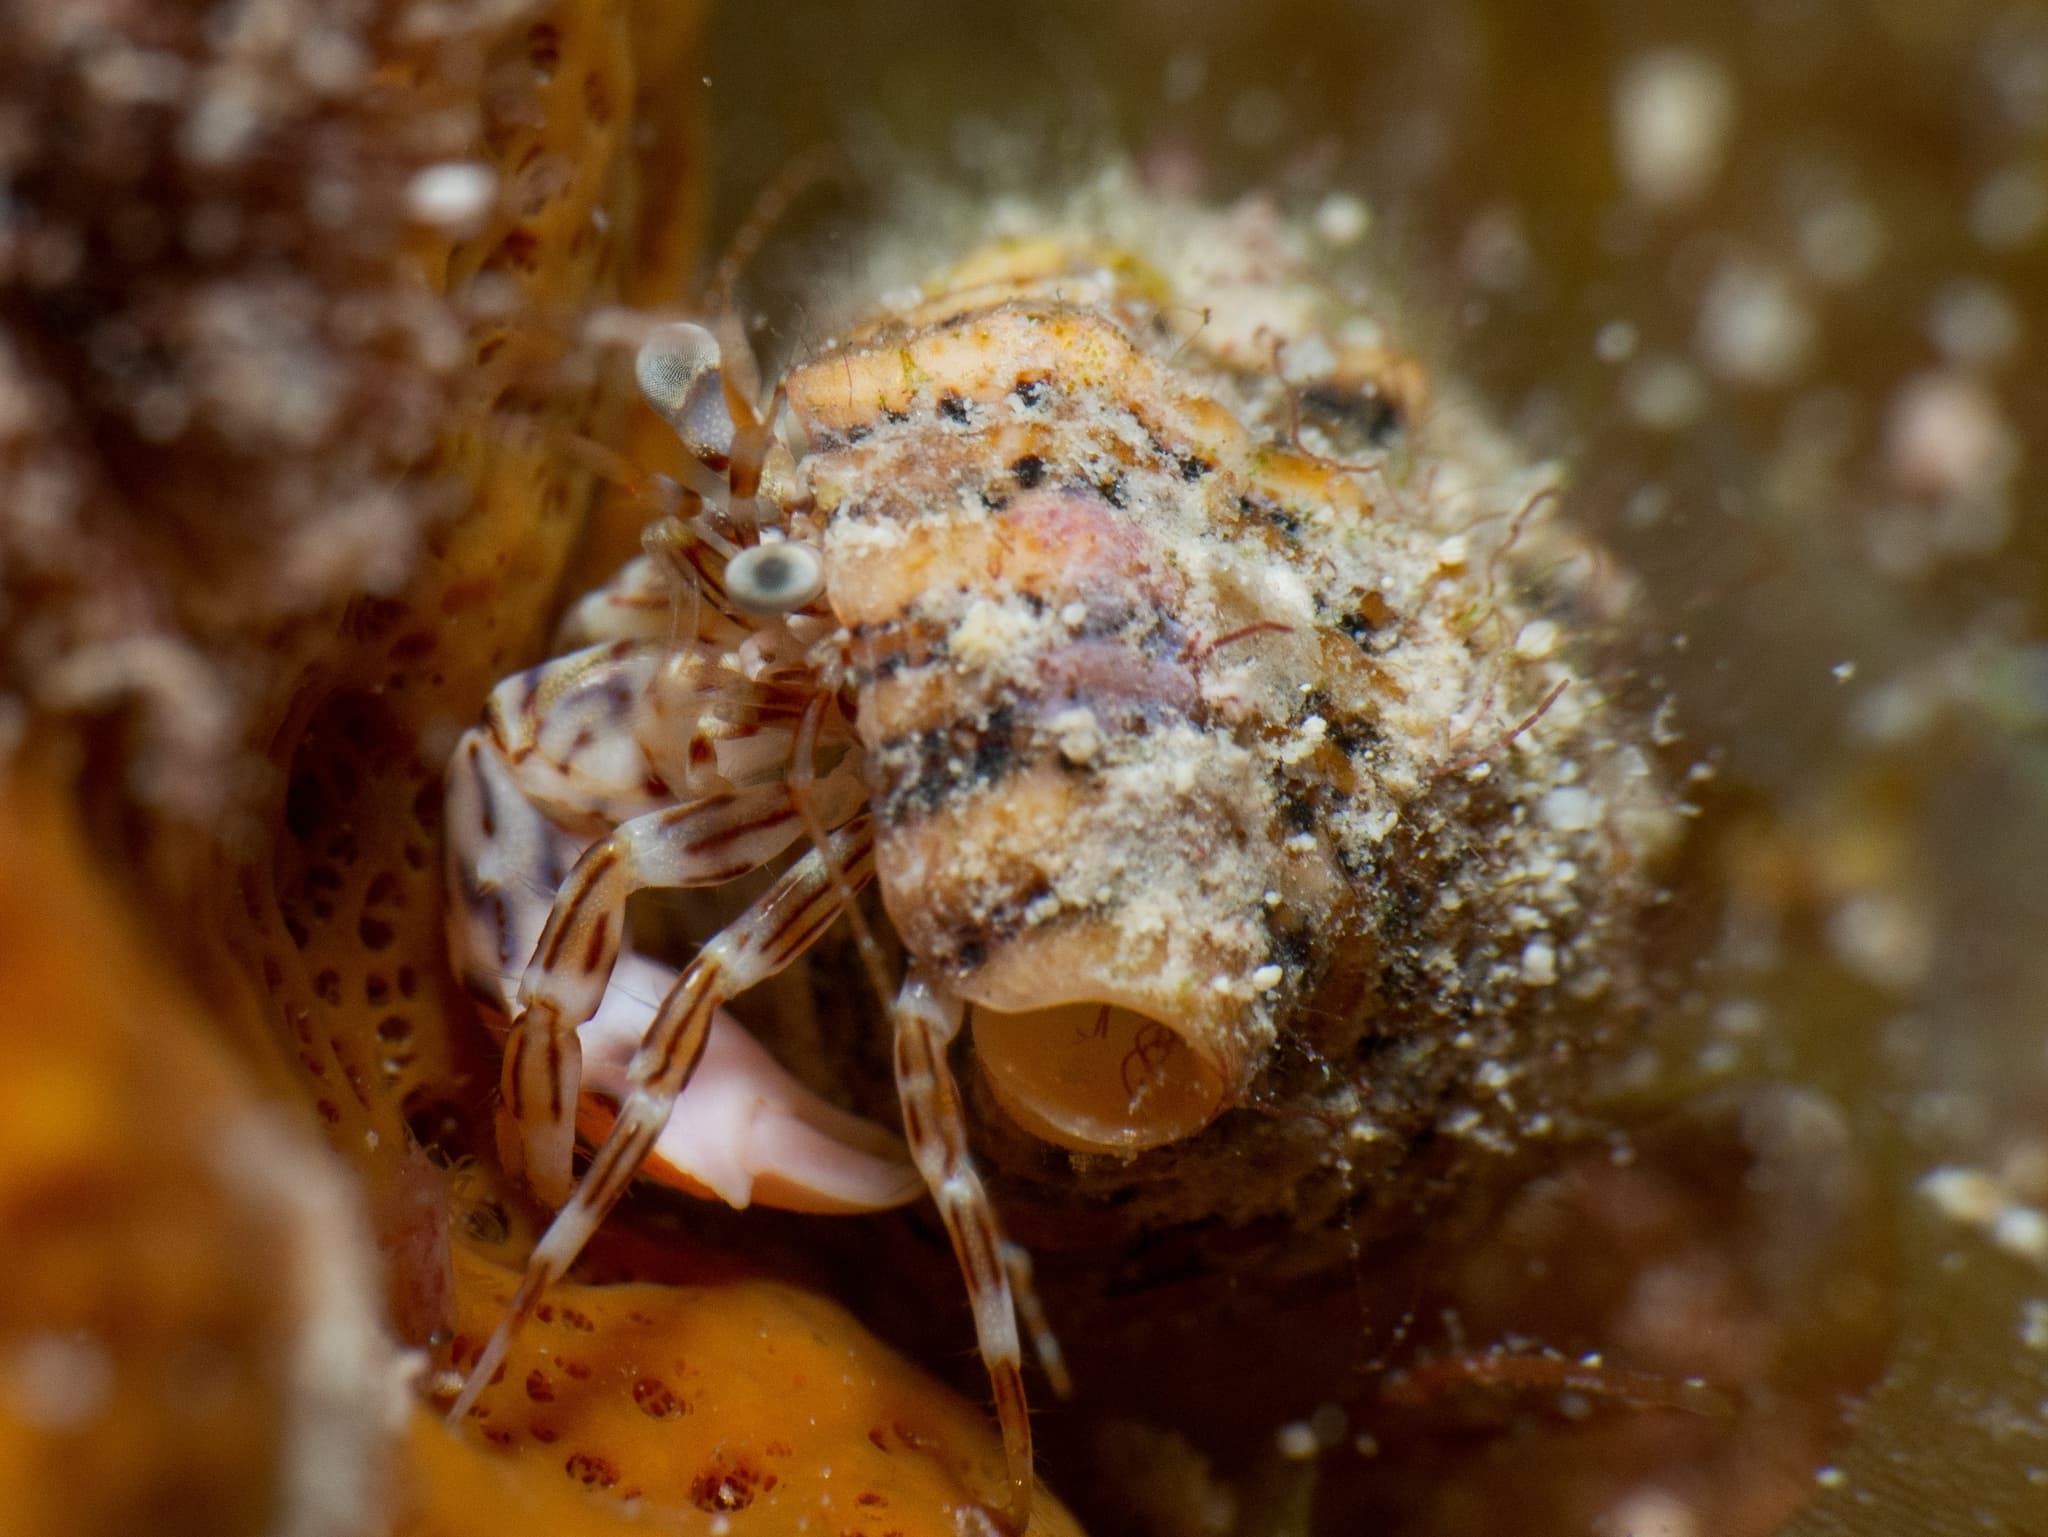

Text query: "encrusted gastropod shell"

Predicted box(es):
[781, 211, 1683, 1173]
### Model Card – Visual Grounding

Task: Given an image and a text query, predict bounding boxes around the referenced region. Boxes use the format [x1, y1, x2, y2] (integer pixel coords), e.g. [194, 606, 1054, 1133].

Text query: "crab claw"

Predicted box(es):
[575, 952, 922, 1215]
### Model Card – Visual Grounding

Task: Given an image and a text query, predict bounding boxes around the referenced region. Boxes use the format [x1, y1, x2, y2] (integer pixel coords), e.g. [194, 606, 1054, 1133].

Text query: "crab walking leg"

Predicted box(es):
[485, 616, 832, 815]
[893, 973, 1044, 1532]
[1000, 1239, 1073, 1400]
[445, 724, 570, 1015]
[500, 766, 868, 1206]
[447, 819, 879, 1429]
[446, 731, 914, 1214]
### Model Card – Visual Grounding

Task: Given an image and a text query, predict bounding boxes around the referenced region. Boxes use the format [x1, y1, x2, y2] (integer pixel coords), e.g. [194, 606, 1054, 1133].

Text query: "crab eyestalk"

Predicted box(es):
[636, 321, 736, 468]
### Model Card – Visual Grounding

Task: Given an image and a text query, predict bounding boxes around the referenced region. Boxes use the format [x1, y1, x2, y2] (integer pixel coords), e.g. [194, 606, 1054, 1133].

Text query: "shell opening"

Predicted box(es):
[971, 1000, 1228, 1154]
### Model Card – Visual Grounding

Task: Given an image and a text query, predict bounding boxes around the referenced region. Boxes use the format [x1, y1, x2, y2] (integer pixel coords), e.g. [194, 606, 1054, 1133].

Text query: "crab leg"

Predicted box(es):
[484, 621, 834, 820]
[499, 765, 865, 1206]
[480, 642, 683, 828]
[446, 817, 879, 1427]
[445, 723, 570, 1015]
[447, 728, 911, 1213]
[892, 971, 1043, 1533]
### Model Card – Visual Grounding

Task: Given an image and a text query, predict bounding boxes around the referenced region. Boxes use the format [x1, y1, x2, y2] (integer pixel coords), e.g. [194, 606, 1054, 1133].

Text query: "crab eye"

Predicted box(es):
[723, 539, 825, 617]
[636, 321, 737, 468]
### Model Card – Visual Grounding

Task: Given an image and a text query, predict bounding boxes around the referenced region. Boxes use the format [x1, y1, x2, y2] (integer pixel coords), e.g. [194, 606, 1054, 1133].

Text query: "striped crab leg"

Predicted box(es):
[892, 972, 1045, 1535]
[493, 764, 866, 1206]
[446, 719, 914, 1216]
[446, 816, 880, 1426]
[785, 694, 1065, 1532]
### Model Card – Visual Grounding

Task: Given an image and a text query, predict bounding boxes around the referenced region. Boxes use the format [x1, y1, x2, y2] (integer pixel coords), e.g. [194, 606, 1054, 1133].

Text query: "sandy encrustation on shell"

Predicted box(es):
[761, 187, 1691, 1280]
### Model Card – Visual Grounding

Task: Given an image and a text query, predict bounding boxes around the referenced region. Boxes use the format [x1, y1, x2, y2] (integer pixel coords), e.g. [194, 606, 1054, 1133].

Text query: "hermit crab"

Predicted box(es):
[441, 192, 1686, 1530]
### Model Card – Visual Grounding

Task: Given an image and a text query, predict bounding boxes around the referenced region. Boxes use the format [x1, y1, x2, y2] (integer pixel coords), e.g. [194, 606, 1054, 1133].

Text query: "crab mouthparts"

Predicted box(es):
[969, 998, 1229, 1154]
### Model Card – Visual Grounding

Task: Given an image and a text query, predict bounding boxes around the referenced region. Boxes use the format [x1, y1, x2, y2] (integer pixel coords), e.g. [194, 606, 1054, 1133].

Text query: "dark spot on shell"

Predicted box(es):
[1239, 491, 1303, 536]
[1281, 789, 1319, 834]
[1011, 454, 1045, 488]
[1271, 925, 1315, 971]
[1329, 716, 1382, 756]
[1300, 378, 1404, 451]
[1338, 588, 1398, 649]
[970, 704, 1018, 783]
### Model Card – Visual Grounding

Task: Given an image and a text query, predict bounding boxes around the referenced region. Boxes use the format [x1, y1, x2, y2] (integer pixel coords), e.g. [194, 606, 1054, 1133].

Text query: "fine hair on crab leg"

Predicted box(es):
[447, 817, 881, 1428]
[499, 766, 867, 1205]
[891, 972, 1039, 1533]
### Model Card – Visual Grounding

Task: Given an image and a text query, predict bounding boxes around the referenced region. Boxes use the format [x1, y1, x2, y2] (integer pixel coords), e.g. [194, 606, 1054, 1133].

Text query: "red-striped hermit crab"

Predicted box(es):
[442, 193, 1685, 1530]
